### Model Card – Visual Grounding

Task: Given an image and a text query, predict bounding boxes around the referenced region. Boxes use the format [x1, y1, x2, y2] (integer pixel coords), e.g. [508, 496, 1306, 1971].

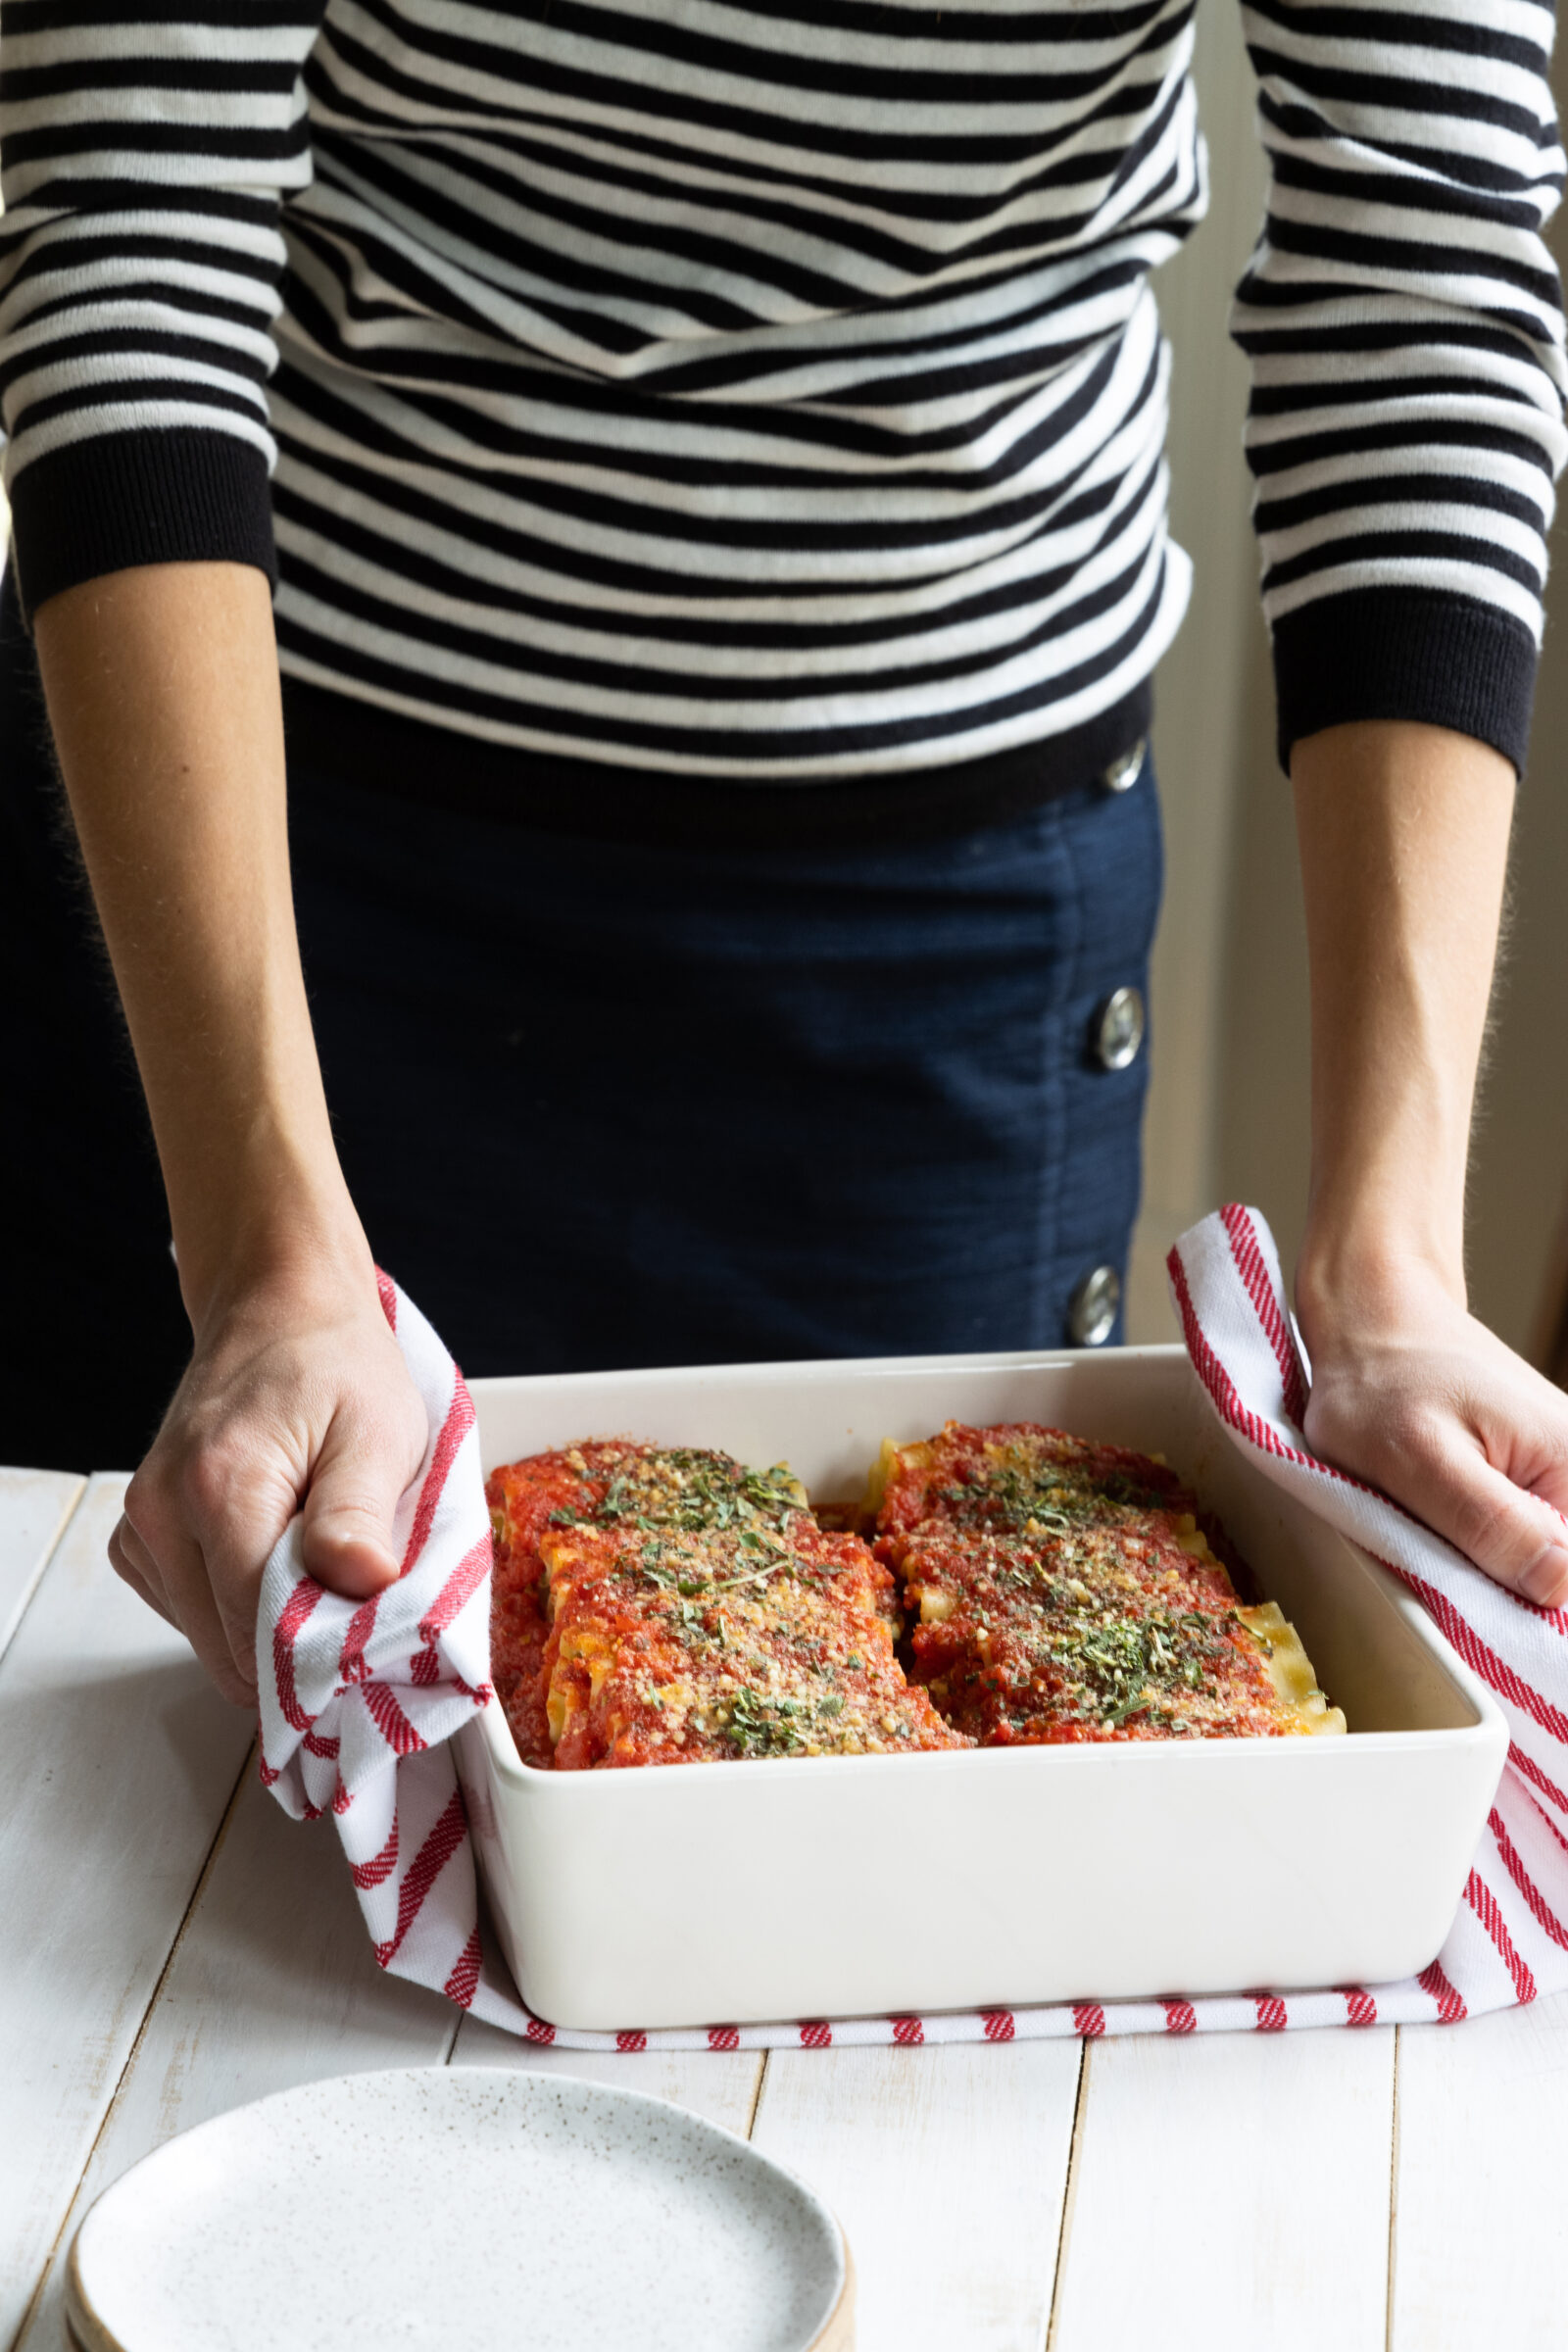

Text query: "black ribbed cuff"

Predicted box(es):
[1272, 589, 1539, 778]
[9, 428, 277, 623]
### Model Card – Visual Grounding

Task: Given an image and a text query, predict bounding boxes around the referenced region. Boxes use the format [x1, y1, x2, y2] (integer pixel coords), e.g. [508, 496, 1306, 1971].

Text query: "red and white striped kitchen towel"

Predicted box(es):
[258, 1210, 1568, 2044]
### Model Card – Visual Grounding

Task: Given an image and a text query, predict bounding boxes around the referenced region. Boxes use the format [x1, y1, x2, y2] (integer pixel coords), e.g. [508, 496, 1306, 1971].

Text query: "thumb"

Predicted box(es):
[1422, 1444, 1568, 1609]
[300, 1409, 421, 1596]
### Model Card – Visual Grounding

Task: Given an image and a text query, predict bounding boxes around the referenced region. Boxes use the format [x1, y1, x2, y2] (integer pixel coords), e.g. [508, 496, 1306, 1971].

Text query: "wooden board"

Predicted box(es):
[752, 2040, 1083, 2352]
[1050, 2024, 1396, 2352]
[17, 1772, 459, 2352]
[0, 1476, 256, 2347]
[0, 1467, 85, 1667]
[1392, 1990, 1568, 2350]
[810, 2245, 856, 2352]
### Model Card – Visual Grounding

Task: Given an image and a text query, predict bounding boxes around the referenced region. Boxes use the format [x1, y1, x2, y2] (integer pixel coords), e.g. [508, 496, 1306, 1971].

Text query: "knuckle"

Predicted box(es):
[122, 1462, 175, 1544]
[107, 1524, 140, 1588]
[178, 1456, 224, 1531]
[1363, 1388, 1440, 1465]
[179, 1436, 254, 1530]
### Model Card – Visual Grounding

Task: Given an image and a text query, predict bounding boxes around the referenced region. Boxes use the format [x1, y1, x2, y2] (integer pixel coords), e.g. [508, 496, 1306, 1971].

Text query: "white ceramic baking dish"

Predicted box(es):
[455, 1345, 1507, 2032]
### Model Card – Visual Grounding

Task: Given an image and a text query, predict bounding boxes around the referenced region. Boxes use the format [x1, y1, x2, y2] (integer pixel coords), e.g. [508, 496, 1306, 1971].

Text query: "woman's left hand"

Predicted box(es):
[1289, 717, 1566, 1609]
[1298, 1251, 1568, 1609]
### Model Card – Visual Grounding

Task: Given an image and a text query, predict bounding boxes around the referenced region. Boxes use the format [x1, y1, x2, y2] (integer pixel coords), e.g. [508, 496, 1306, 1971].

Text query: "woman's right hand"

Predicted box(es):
[111, 1244, 431, 1707]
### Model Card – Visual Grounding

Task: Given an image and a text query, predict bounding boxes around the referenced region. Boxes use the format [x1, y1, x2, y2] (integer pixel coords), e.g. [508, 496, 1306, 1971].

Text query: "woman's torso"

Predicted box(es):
[270, 0, 1204, 777]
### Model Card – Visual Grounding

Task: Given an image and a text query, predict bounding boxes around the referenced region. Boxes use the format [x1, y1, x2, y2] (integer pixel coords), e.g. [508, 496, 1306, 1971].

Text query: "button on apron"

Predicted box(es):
[1068, 1264, 1120, 1347]
[1093, 984, 1146, 1071]
[1100, 738, 1146, 794]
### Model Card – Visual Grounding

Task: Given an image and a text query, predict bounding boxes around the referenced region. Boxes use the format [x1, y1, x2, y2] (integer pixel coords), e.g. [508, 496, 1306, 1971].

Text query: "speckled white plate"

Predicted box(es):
[66, 2067, 853, 2352]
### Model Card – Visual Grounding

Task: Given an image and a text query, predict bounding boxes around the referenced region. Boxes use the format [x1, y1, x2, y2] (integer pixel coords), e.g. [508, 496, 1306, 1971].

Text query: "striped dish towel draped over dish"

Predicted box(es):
[257, 1212, 1568, 2044]
[256, 1275, 505, 2017]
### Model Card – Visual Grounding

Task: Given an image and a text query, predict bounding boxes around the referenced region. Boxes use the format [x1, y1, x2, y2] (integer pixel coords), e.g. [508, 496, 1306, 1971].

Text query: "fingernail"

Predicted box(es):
[1520, 1547, 1568, 1608]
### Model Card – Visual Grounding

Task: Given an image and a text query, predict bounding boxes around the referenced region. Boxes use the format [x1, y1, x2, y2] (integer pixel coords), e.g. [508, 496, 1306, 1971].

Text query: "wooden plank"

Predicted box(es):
[1392, 1994, 1568, 2350]
[0, 1475, 259, 2344]
[751, 2040, 1083, 2352]
[16, 1770, 461, 2352]
[451, 2011, 764, 2138]
[0, 1467, 85, 1667]
[1051, 2026, 1396, 2352]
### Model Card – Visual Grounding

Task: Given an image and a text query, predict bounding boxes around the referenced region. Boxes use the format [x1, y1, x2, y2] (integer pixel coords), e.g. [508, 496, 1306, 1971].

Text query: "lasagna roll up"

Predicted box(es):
[872, 1423, 1346, 1745]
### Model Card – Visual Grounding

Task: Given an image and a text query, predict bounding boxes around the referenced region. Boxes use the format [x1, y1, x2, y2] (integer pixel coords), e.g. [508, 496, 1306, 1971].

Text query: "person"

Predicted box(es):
[3, 0, 1567, 1710]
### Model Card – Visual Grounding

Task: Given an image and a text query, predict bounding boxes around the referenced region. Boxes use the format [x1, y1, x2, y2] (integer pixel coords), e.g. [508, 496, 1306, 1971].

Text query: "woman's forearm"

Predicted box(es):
[34, 561, 426, 1694]
[1288, 716, 1568, 1605]
[34, 562, 366, 1329]
[1291, 717, 1516, 1319]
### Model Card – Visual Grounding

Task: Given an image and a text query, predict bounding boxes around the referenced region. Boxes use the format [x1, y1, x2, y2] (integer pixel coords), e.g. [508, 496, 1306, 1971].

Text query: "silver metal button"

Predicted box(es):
[1093, 985, 1146, 1072]
[1068, 1264, 1120, 1348]
[1100, 737, 1146, 794]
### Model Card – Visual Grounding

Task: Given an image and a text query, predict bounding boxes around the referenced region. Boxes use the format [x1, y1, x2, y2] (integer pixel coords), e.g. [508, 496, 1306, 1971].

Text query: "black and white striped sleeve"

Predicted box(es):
[1232, 0, 1568, 773]
[0, 0, 325, 620]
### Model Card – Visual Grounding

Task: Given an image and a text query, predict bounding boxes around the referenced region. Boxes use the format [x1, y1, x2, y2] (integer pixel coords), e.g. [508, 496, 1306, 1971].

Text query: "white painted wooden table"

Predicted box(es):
[5, 1469, 1566, 2352]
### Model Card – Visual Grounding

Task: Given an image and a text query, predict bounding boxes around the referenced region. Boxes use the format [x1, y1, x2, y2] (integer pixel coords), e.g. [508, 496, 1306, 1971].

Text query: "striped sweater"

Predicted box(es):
[1, 0, 1564, 801]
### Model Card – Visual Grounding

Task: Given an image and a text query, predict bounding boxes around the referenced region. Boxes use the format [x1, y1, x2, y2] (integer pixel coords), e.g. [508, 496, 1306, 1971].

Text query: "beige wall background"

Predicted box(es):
[1127, 1, 1568, 1355]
